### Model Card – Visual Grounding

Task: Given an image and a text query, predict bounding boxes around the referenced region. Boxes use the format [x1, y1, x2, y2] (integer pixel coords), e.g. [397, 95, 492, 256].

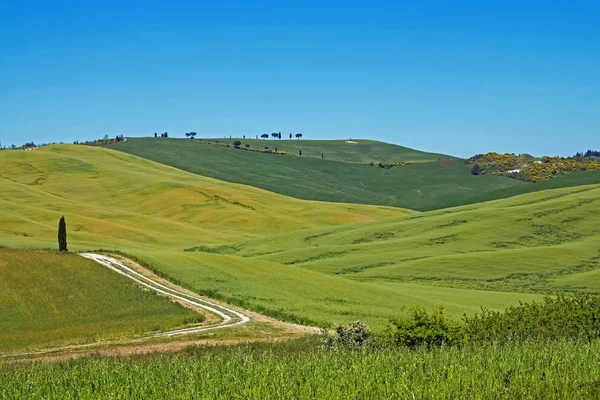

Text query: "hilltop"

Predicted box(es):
[112, 137, 529, 211]
[195, 137, 457, 163]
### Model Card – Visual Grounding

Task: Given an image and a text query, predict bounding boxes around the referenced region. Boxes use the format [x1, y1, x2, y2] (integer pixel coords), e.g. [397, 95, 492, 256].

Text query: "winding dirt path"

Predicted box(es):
[2, 253, 316, 361]
[80, 253, 250, 336]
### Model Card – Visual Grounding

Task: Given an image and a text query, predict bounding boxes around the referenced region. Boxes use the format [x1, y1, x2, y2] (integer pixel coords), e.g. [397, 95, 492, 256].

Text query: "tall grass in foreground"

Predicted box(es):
[2, 338, 600, 399]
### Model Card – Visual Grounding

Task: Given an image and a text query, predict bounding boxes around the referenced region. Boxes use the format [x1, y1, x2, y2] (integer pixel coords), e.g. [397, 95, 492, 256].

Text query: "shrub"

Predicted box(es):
[471, 164, 481, 175]
[232, 140, 242, 148]
[464, 295, 600, 343]
[321, 321, 378, 350]
[389, 306, 463, 348]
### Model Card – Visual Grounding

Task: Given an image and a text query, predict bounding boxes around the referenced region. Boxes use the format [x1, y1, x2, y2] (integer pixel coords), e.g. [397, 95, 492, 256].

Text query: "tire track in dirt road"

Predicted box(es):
[79, 253, 251, 336]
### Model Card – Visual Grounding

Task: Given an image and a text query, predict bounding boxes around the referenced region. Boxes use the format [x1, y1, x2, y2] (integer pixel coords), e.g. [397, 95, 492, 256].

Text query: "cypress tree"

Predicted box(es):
[58, 216, 68, 252]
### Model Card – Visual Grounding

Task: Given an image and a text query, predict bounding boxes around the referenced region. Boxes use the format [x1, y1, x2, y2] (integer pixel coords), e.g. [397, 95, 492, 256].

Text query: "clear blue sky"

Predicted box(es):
[1, 1, 598, 157]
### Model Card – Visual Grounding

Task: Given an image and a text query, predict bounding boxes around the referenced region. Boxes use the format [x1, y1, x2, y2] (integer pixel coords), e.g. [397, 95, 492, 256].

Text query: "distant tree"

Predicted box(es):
[271, 133, 278, 140]
[154, 132, 157, 138]
[261, 133, 269, 139]
[278, 132, 282, 139]
[233, 140, 242, 148]
[471, 164, 482, 175]
[295, 133, 303, 140]
[185, 132, 197, 139]
[58, 216, 67, 252]
[299, 150, 302, 156]
[103, 134, 109, 141]
[289, 133, 292, 139]
[255, 134, 258, 139]
[322, 153, 324, 159]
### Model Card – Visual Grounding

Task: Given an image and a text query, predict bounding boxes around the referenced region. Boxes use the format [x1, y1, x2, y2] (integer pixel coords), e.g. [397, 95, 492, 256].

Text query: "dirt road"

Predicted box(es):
[80, 253, 250, 336]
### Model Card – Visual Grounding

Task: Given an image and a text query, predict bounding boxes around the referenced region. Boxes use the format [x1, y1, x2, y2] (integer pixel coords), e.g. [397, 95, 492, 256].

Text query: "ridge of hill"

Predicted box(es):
[112, 138, 530, 211]
[197, 138, 458, 163]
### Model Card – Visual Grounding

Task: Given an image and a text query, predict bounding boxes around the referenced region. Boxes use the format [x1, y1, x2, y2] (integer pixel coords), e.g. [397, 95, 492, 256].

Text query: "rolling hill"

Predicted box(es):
[197, 184, 600, 297]
[0, 144, 408, 251]
[112, 138, 530, 211]
[0, 144, 546, 329]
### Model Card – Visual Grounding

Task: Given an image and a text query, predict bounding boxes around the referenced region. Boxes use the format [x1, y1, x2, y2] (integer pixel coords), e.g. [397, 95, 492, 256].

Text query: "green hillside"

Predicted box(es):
[0, 145, 543, 330]
[201, 184, 600, 297]
[199, 138, 457, 163]
[0, 145, 408, 251]
[0, 249, 199, 353]
[112, 138, 528, 211]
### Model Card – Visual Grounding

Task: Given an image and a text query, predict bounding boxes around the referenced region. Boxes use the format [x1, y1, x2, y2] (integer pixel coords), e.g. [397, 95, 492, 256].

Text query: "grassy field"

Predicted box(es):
[208, 184, 600, 296]
[0, 144, 408, 251]
[2, 337, 599, 399]
[0, 144, 548, 332]
[112, 137, 529, 211]
[0, 249, 200, 353]
[194, 137, 457, 163]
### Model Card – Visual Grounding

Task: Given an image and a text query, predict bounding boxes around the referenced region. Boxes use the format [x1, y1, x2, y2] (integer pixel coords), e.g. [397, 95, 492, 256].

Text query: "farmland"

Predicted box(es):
[216, 184, 600, 296]
[0, 249, 200, 353]
[1, 140, 600, 398]
[113, 138, 529, 211]
[0, 144, 545, 332]
[2, 337, 599, 399]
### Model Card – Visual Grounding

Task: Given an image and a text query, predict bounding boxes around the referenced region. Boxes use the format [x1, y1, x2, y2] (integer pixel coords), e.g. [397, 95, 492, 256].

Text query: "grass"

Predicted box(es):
[193, 137, 457, 163]
[0, 144, 409, 251]
[112, 137, 530, 211]
[2, 337, 600, 399]
[0, 249, 200, 353]
[218, 184, 600, 296]
[126, 250, 541, 329]
[0, 144, 547, 333]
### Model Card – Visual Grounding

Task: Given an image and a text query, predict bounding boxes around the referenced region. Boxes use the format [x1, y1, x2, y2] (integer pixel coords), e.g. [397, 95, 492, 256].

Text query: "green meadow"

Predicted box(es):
[0, 249, 199, 353]
[217, 184, 600, 295]
[113, 137, 530, 211]
[193, 137, 457, 163]
[0, 145, 556, 329]
[2, 337, 599, 399]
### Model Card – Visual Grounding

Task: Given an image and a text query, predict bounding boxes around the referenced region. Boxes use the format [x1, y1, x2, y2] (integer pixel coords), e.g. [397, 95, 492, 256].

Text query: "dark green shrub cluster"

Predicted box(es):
[384, 295, 600, 349]
[464, 295, 600, 343]
[389, 306, 463, 348]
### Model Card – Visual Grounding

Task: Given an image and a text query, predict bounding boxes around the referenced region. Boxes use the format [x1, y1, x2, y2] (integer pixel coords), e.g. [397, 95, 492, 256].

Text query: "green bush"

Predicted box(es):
[389, 306, 463, 348]
[321, 321, 378, 350]
[464, 295, 600, 343]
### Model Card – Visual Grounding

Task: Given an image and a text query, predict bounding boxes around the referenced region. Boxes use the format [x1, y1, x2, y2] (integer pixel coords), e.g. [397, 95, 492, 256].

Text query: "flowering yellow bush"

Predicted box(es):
[466, 153, 600, 182]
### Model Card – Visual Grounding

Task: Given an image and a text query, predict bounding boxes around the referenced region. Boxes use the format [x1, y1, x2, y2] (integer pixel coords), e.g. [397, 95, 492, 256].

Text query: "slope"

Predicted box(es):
[0, 144, 409, 251]
[0, 249, 200, 353]
[198, 184, 600, 296]
[112, 137, 527, 211]
[0, 145, 543, 329]
[198, 138, 457, 163]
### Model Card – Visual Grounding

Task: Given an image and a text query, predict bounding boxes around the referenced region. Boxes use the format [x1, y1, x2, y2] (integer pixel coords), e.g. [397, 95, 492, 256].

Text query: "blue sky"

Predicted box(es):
[1, 1, 598, 157]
